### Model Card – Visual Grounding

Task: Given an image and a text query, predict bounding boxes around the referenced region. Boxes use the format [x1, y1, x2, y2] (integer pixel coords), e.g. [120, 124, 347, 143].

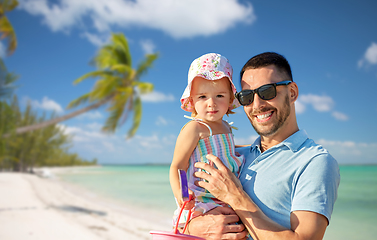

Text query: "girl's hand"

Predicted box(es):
[185, 189, 195, 210]
[184, 190, 196, 210]
[177, 189, 195, 209]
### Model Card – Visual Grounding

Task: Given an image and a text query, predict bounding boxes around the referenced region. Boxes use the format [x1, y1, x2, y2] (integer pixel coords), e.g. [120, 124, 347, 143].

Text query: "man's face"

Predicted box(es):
[241, 65, 292, 137]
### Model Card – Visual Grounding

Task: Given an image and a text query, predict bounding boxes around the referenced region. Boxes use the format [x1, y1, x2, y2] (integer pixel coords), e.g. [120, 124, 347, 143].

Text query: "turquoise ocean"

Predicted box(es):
[57, 165, 377, 240]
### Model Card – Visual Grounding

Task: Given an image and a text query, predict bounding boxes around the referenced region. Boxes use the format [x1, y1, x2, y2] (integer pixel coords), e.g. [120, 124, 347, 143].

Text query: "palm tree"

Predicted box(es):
[9, 33, 158, 138]
[0, 58, 17, 99]
[0, 0, 18, 99]
[0, 0, 18, 56]
[0, 96, 95, 172]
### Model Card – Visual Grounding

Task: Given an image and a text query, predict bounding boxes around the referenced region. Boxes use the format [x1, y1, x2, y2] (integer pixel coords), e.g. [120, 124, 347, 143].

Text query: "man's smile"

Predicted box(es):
[254, 111, 273, 123]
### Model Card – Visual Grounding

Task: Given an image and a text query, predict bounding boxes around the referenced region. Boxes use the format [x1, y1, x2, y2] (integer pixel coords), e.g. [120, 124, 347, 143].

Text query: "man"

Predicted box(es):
[186, 52, 340, 240]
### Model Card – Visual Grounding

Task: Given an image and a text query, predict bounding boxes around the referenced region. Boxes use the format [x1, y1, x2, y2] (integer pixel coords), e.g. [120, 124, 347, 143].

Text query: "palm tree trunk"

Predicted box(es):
[3, 97, 111, 137]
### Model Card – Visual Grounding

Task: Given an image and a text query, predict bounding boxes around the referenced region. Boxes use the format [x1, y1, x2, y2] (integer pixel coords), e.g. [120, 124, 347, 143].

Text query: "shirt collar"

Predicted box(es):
[250, 130, 308, 153]
[250, 137, 261, 152]
[282, 130, 308, 152]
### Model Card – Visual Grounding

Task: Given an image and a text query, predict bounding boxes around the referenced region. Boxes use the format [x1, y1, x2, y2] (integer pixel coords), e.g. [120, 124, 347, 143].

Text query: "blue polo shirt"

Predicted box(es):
[237, 130, 340, 232]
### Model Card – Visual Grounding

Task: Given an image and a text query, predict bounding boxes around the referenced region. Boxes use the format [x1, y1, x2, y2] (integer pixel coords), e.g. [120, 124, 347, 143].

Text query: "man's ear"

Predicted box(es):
[289, 82, 299, 102]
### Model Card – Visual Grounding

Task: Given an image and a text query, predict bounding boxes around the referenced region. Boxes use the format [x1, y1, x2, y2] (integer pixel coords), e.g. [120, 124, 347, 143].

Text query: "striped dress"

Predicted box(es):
[174, 117, 244, 226]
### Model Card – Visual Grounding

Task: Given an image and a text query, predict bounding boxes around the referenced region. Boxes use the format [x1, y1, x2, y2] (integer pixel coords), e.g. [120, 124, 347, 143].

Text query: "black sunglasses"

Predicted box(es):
[235, 80, 292, 106]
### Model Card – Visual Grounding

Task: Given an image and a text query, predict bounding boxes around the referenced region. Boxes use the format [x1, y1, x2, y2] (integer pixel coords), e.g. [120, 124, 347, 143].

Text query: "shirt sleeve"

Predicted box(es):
[291, 152, 340, 223]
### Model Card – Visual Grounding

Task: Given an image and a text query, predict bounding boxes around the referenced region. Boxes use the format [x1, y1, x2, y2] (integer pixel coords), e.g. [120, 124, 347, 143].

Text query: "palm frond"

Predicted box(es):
[95, 45, 115, 69]
[134, 81, 154, 94]
[73, 70, 114, 85]
[102, 92, 131, 133]
[127, 97, 142, 138]
[135, 53, 159, 78]
[110, 63, 133, 74]
[107, 87, 132, 112]
[89, 76, 119, 101]
[0, 15, 16, 55]
[67, 93, 90, 109]
[111, 33, 132, 66]
[0, 0, 19, 12]
[95, 33, 132, 70]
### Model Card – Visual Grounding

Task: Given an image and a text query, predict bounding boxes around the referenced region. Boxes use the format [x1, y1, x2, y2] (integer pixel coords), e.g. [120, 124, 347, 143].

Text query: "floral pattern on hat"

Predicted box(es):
[181, 53, 240, 112]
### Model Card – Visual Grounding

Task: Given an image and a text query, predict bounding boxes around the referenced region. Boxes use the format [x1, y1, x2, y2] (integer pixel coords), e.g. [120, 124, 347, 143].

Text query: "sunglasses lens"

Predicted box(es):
[237, 83, 279, 106]
[258, 85, 276, 100]
[238, 90, 254, 106]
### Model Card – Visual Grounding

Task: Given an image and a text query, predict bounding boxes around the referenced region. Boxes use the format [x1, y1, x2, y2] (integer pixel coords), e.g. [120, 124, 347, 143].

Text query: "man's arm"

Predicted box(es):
[186, 206, 248, 240]
[194, 154, 328, 240]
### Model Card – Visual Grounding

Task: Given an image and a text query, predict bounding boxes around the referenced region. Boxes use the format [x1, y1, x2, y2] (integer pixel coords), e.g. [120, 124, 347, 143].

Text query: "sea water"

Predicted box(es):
[323, 165, 377, 240]
[57, 165, 176, 216]
[57, 165, 377, 240]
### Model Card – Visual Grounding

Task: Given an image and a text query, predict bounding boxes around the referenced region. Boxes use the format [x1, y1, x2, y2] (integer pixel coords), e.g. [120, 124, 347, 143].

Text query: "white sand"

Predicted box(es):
[0, 171, 172, 240]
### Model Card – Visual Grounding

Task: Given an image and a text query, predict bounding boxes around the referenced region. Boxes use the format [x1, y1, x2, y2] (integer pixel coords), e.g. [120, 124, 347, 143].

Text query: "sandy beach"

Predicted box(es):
[0, 170, 172, 240]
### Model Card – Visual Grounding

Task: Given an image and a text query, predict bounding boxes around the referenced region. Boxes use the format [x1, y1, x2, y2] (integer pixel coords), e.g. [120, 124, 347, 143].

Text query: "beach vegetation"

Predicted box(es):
[0, 0, 18, 99]
[0, 58, 17, 99]
[0, 0, 18, 56]
[0, 96, 97, 172]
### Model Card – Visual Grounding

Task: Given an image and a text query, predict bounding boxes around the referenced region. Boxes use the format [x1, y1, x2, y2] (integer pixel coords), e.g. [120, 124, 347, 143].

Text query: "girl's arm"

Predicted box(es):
[169, 121, 202, 208]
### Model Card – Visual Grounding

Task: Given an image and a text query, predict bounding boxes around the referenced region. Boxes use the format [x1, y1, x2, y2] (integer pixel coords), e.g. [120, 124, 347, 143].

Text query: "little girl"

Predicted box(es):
[169, 53, 244, 227]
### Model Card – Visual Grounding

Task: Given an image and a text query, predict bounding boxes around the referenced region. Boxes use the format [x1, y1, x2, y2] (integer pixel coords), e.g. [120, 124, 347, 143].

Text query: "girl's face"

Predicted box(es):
[190, 77, 232, 123]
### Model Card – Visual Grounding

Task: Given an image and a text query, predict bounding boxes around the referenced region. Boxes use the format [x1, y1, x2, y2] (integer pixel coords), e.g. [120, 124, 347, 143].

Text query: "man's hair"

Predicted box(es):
[240, 52, 293, 83]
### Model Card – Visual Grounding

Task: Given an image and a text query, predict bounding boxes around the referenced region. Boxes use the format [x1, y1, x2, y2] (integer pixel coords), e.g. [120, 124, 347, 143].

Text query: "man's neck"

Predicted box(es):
[259, 127, 299, 152]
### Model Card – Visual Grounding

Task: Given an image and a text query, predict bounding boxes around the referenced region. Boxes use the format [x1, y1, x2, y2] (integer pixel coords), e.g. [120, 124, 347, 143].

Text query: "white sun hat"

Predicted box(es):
[180, 53, 240, 112]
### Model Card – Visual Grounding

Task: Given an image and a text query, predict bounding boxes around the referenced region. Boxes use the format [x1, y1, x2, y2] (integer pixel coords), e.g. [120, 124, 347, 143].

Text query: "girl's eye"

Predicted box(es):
[217, 94, 224, 98]
[198, 95, 206, 99]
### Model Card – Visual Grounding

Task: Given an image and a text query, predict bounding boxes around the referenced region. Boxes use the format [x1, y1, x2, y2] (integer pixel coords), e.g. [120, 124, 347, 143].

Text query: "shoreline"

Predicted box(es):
[0, 169, 172, 240]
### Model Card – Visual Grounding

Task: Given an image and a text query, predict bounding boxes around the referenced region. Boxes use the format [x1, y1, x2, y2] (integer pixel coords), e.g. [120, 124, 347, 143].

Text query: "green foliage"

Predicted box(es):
[0, 0, 18, 99]
[0, 0, 18, 55]
[0, 96, 96, 172]
[69, 33, 158, 138]
[0, 58, 18, 99]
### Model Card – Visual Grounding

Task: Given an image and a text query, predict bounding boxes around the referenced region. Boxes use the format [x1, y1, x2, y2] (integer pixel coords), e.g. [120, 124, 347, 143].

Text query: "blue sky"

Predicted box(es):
[4, 0, 377, 165]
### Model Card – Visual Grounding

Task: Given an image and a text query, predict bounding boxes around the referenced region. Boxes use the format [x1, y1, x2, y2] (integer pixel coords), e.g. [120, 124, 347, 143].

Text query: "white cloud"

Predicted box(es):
[298, 94, 334, 112]
[58, 124, 81, 135]
[77, 110, 103, 120]
[294, 100, 306, 114]
[317, 139, 377, 165]
[86, 122, 102, 130]
[80, 32, 109, 46]
[132, 133, 176, 149]
[30, 96, 64, 113]
[332, 111, 349, 121]
[155, 116, 168, 126]
[140, 90, 175, 102]
[358, 42, 377, 68]
[296, 94, 348, 121]
[18, 0, 255, 39]
[59, 124, 117, 153]
[140, 39, 156, 54]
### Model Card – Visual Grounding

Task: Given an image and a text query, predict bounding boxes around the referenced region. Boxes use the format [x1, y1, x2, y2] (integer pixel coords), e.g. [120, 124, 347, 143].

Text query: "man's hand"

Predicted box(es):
[187, 206, 248, 240]
[194, 154, 244, 205]
[194, 155, 329, 240]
